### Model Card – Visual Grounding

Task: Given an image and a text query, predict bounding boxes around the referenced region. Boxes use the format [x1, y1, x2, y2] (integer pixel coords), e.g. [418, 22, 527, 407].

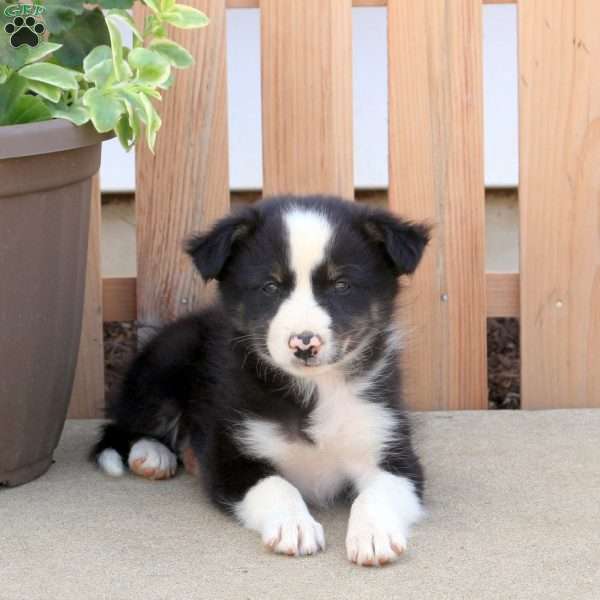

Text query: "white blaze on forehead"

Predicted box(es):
[284, 209, 333, 280]
[266, 208, 334, 373]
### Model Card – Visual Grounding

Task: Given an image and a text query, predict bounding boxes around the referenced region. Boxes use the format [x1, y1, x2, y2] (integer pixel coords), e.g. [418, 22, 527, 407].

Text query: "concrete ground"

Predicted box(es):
[1, 411, 599, 600]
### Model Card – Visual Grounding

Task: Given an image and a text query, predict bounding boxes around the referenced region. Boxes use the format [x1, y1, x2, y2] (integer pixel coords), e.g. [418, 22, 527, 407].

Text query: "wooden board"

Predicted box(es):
[69, 175, 105, 418]
[103, 278, 137, 323]
[227, 0, 514, 7]
[486, 273, 519, 318]
[101, 272, 519, 322]
[134, 0, 230, 342]
[230, 0, 386, 6]
[260, 0, 354, 198]
[519, 0, 600, 408]
[388, 0, 487, 410]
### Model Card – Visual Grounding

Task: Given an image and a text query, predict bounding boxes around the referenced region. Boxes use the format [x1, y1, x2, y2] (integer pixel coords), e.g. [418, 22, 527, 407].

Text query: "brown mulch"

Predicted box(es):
[487, 318, 520, 409]
[104, 318, 521, 409]
[104, 321, 137, 398]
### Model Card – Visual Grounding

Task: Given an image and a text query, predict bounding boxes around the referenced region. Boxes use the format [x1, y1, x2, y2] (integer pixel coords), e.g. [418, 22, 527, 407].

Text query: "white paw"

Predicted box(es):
[346, 472, 423, 566]
[235, 475, 325, 558]
[346, 514, 408, 566]
[128, 439, 177, 480]
[262, 514, 325, 556]
[97, 448, 125, 477]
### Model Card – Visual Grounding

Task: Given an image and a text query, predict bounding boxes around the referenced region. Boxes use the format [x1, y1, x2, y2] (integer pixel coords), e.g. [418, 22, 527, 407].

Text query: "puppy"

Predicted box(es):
[94, 195, 430, 566]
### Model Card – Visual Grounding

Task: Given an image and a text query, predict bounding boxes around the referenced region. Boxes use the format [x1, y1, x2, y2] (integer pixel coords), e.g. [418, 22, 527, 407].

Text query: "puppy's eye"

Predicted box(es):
[262, 281, 280, 295]
[334, 279, 350, 293]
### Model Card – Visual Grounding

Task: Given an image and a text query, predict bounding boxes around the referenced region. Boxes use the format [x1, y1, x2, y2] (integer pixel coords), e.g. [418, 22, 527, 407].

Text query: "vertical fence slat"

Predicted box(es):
[69, 174, 104, 418]
[260, 0, 354, 198]
[135, 0, 230, 340]
[388, 0, 487, 410]
[519, 0, 600, 408]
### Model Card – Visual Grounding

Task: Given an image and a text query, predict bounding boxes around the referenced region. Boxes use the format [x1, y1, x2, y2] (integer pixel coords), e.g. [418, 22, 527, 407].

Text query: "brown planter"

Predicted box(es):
[0, 120, 109, 487]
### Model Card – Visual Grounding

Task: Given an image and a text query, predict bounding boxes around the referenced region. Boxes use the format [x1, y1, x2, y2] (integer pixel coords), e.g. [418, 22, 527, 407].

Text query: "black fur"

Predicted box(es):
[94, 196, 430, 510]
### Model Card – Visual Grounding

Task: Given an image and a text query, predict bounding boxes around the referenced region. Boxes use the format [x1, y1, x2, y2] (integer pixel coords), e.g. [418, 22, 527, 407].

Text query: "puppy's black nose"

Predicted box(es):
[288, 331, 323, 359]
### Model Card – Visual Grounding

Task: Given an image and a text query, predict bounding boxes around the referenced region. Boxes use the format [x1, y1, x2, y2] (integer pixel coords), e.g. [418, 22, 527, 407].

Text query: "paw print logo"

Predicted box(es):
[4, 15, 45, 48]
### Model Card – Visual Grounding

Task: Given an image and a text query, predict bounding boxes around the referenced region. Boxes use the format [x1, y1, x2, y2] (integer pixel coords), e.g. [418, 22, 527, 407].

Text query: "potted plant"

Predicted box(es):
[0, 0, 207, 486]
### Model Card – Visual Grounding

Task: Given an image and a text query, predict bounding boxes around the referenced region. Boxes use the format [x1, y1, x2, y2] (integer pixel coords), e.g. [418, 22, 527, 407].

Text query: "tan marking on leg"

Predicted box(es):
[130, 459, 174, 481]
[182, 446, 200, 477]
[391, 542, 405, 555]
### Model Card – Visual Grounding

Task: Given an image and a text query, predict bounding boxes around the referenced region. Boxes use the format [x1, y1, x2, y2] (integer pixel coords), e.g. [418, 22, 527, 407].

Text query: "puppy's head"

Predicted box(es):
[186, 197, 429, 377]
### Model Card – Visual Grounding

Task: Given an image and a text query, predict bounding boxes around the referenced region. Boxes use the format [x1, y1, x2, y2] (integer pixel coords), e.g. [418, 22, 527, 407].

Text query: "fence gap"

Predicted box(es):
[352, 6, 388, 189]
[227, 7, 263, 191]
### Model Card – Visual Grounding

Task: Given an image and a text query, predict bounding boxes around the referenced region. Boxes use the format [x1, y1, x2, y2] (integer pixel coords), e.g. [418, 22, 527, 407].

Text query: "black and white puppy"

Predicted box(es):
[94, 195, 430, 566]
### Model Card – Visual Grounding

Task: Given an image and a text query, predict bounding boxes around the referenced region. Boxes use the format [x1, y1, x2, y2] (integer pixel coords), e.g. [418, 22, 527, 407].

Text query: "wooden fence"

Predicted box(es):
[69, 0, 600, 416]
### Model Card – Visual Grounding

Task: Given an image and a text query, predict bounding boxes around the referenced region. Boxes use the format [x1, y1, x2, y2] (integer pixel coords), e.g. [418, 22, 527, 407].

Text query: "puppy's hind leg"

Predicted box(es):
[93, 403, 181, 482]
[94, 425, 179, 481]
[128, 438, 178, 480]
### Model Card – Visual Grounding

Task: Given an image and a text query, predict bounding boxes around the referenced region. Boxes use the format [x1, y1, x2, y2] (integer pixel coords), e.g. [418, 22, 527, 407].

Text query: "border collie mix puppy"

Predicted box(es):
[94, 196, 430, 566]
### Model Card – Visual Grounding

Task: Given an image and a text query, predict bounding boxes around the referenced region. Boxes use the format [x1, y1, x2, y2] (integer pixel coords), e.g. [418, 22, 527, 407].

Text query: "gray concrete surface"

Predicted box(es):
[1, 411, 599, 600]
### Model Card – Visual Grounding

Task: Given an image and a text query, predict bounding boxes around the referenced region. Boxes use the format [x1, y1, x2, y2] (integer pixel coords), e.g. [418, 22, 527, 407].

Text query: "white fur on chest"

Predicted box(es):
[238, 372, 398, 504]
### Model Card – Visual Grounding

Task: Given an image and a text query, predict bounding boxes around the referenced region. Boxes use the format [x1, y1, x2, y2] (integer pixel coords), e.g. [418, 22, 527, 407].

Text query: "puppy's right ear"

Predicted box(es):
[185, 206, 259, 281]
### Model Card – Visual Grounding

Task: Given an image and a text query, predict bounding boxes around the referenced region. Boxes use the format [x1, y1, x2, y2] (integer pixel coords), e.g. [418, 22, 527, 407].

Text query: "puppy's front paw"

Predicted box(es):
[262, 514, 325, 556]
[346, 515, 407, 566]
[235, 476, 326, 558]
[346, 472, 423, 566]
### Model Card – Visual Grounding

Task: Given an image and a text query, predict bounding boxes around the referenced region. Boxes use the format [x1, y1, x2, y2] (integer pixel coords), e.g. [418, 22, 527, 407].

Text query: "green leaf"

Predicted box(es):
[120, 88, 161, 150]
[147, 18, 166, 38]
[137, 85, 161, 100]
[85, 59, 114, 87]
[0, 73, 28, 125]
[117, 90, 143, 149]
[4, 94, 52, 124]
[19, 62, 79, 90]
[118, 88, 162, 151]
[0, 39, 61, 71]
[97, 0, 134, 8]
[138, 92, 161, 151]
[124, 100, 141, 136]
[23, 42, 63, 65]
[47, 100, 90, 125]
[105, 12, 127, 81]
[143, 0, 160, 13]
[43, 0, 86, 35]
[115, 113, 134, 149]
[161, 5, 209, 29]
[158, 72, 174, 90]
[148, 39, 193, 69]
[83, 46, 114, 87]
[127, 47, 170, 85]
[118, 88, 151, 125]
[25, 79, 63, 103]
[105, 9, 142, 42]
[50, 9, 110, 69]
[83, 45, 112, 72]
[0, 65, 10, 85]
[82, 87, 125, 132]
[0, 39, 29, 71]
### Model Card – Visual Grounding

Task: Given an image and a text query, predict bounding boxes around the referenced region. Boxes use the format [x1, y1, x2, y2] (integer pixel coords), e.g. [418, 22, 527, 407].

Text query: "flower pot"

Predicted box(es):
[0, 120, 109, 487]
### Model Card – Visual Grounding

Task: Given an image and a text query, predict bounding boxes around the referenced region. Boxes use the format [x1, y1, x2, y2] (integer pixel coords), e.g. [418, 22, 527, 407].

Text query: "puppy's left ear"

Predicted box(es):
[362, 210, 431, 276]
